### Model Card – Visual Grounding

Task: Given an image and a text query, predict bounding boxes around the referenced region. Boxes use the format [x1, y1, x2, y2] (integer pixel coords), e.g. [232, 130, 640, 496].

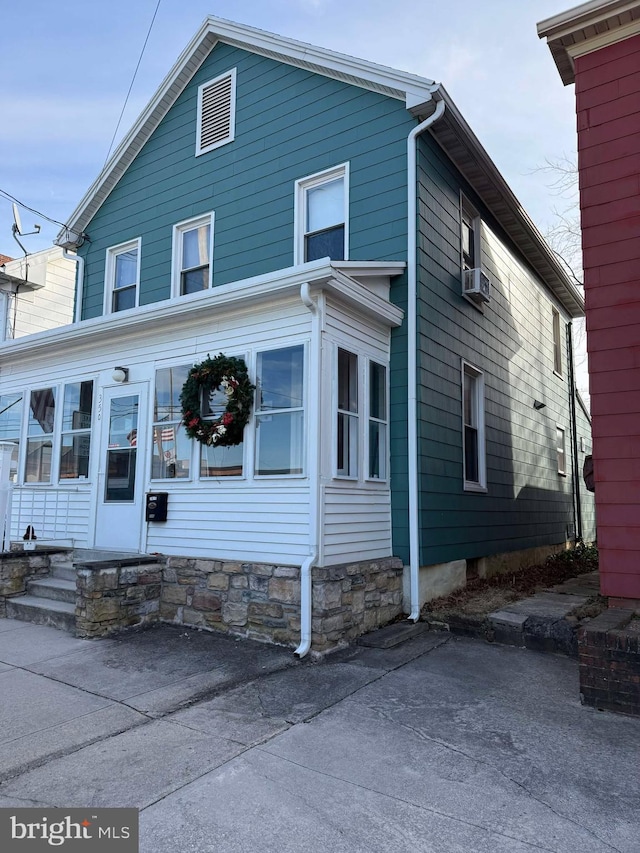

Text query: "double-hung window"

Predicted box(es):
[461, 197, 480, 272]
[25, 388, 56, 483]
[0, 393, 23, 482]
[255, 345, 305, 476]
[105, 239, 140, 314]
[557, 426, 567, 475]
[59, 381, 93, 480]
[172, 215, 214, 296]
[337, 349, 358, 477]
[462, 362, 486, 491]
[295, 164, 348, 264]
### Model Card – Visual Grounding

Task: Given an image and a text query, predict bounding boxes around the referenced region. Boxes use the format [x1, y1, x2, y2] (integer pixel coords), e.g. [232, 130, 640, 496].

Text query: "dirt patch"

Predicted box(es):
[422, 544, 601, 621]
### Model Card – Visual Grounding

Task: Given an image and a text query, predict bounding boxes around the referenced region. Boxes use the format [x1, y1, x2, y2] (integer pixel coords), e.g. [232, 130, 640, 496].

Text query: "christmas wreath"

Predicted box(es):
[180, 354, 255, 447]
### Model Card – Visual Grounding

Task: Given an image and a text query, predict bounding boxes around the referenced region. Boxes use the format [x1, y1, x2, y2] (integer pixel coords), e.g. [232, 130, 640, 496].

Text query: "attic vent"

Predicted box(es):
[196, 69, 236, 156]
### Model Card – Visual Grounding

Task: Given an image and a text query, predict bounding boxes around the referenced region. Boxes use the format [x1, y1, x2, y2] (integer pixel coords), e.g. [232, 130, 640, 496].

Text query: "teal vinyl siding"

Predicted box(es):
[412, 133, 580, 566]
[78, 42, 414, 319]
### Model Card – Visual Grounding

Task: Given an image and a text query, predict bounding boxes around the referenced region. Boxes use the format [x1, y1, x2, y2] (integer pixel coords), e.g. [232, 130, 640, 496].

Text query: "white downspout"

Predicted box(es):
[62, 249, 85, 324]
[296, 281, 320, 657]
[407, 96, 446, 621]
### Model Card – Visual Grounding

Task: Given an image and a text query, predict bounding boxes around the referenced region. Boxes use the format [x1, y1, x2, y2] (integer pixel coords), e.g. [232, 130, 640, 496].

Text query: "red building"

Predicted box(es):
[539, 1, 640, 607]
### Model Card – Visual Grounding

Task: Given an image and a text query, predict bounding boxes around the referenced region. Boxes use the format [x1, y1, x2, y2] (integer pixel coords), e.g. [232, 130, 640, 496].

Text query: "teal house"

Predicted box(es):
[0, 17, 594, 653]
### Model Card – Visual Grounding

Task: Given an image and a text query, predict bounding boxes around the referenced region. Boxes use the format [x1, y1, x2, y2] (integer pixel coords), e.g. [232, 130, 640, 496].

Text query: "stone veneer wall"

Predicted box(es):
[578, 608, 640, 717]
[312, 558, 404, 652]
[160, 555, 404, 651]
[76, 563, 163, 638]
[0, 551, 50, 615]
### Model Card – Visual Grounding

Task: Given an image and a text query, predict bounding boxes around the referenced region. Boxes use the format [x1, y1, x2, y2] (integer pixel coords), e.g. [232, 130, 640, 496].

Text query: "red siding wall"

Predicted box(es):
[576, 33, 640, 600]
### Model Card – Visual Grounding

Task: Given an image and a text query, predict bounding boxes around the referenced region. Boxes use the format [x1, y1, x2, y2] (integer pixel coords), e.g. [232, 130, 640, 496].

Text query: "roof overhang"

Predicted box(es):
[537, 0, 640, 85]
[0, 270, 44, 294]
[424, 88, 584, 318]
[0, 259, 405, 361]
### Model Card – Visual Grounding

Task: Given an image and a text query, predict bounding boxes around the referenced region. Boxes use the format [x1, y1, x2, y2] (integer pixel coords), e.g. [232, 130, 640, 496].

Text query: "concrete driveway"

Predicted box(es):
[0, 617, 637, 852]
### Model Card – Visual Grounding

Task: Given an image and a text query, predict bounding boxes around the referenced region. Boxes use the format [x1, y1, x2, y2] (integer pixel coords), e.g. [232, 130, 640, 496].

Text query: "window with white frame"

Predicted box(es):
[368, 361, 387, 480]
[461, 197, 480, 272]
[552, 307, 563, 376]
[0, 393, 23, 482]
[255, 345, 304, 476]
[196, 69, 236, 156]
[557, 426, 567, 475]
[336, 349, 359, 477]
[25, 388, 56, 483]
[295, 164, 348, 264]
[59, 381, 93, 480]
[200, 363, 245, 478]
[172, 215, 213, 296]
[151, 366, 192, 480]
[105, 239, 140, 314]
[462, 362, 486, 490]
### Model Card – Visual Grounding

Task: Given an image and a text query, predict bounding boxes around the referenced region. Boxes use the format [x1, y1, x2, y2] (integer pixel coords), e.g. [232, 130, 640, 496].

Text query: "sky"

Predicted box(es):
[0, 0, 579, 256]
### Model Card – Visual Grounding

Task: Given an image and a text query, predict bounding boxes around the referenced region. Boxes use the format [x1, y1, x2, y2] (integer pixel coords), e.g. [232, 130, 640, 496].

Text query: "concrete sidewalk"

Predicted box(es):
[1, 617, 638, 852]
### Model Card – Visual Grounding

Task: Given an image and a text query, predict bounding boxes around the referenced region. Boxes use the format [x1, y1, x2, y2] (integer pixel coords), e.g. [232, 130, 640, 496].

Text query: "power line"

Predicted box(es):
[103, 0, 162, 167]
[0, 188, 67, 229]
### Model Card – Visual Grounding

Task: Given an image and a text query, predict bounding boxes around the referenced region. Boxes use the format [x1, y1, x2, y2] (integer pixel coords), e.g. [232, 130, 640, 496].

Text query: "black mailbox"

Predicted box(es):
[146, 492, 168, 522]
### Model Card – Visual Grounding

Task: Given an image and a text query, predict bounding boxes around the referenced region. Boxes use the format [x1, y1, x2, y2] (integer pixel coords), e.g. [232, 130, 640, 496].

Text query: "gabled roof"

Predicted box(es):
[57, 16, 437, 246]
[538, 0, 640, 85]
[0, 254, 14, 265]
[57, 15, 584, 318]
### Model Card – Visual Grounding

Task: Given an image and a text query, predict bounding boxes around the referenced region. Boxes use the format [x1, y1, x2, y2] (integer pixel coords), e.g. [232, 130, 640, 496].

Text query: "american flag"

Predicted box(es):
[156, 426, 175, 443]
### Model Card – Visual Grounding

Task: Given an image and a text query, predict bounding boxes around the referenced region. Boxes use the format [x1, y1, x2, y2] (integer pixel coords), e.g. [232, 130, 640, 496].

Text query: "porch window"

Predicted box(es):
[59, 381, 93, 480]
[151, 366, 191, 480]
[105, 239, 141, 314]
[462, 362, 486, 491]
[0, 393, 23, 482]
[172, 215, 214, 296]
[25, 388, 56, 483]
[295, 164, 348, 264]
[368, 361, 387, 480]
[255, 345, 304, 476]
[337, 349, 358, 477]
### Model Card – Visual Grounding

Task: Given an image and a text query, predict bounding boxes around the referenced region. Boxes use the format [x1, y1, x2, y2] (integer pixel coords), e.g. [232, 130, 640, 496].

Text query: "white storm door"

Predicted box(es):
[94, 383, 147, 551]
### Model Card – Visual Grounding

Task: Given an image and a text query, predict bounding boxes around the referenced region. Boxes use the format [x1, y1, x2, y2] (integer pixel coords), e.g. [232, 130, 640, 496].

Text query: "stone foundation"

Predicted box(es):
[160, 557, 301, 646]
[578, 608, 640, 717]
[76, 562, 163, 638]
[313, 558, 404, 652]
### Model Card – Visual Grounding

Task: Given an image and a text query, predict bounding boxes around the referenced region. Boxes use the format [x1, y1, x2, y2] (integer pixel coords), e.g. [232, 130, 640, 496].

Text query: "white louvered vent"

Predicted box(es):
[196, 69, 236, 156]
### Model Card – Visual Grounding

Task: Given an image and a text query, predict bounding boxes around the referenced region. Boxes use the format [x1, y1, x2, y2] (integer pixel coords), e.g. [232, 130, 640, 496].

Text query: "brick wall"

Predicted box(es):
[578, 608, 640, 716]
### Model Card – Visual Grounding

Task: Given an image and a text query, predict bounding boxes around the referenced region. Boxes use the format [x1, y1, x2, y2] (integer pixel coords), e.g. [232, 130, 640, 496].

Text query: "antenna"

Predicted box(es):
[10, 203, 40, 259]
[11, 203, 23, 236]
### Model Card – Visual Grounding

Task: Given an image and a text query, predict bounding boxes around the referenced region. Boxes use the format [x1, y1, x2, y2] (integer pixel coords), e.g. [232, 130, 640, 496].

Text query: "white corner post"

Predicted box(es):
[406, 95, 446, 621]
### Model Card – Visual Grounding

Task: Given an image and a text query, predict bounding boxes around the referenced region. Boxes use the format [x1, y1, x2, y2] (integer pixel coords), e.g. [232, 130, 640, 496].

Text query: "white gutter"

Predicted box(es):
[407, 95, 446, 622]
[62, 250, 85, 324]
[295, 282, 320, 657]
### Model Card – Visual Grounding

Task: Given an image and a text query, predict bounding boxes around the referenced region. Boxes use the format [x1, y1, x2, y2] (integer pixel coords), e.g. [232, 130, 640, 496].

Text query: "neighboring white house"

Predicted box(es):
[0, 247, 75, 341]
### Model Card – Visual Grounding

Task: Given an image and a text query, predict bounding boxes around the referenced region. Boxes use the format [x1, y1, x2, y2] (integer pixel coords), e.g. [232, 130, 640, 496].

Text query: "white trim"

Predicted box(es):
[461, 360, 487, 492]
[334, 345, 359, 480]
[294, 163, 349, 265]
[364, 356, 389, 483]
[103, 238, 141, 316]
[171, 212, 215, 297]
[195, 68, 237, 157]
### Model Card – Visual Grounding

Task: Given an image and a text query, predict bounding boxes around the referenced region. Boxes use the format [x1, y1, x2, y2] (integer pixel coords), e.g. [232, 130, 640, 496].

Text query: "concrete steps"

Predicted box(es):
[27, 576, 76, 604]
[6, 594, 76, 633]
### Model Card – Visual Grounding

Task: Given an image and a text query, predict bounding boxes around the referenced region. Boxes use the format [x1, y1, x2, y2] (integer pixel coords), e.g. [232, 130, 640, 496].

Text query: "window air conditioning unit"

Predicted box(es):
[463, 268, 491, 304]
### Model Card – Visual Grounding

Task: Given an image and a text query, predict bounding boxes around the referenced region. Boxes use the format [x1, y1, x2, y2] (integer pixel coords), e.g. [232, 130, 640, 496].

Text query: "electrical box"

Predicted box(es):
[146, 492, 168, 522]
